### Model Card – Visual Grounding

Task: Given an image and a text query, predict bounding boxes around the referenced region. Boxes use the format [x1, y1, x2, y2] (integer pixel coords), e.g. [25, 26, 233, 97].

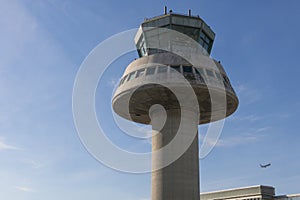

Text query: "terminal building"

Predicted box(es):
[200, 185, 300, 200]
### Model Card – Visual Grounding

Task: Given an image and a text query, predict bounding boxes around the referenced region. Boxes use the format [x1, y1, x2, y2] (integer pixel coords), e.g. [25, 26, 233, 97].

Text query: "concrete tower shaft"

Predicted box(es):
[151, 108, 199, 200]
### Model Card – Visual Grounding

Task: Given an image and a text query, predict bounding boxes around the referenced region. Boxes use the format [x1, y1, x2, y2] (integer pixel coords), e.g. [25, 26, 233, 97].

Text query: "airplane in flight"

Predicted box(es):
[260, 163, 271, 168]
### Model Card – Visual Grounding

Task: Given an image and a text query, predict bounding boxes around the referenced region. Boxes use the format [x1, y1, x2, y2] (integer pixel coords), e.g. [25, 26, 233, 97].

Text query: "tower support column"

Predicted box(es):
[151, 108, 200, 200]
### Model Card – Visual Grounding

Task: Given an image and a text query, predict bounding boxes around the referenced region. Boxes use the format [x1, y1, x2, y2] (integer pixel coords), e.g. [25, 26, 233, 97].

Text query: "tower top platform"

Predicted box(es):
[135, 11, 216, 56]
[142, 12, 215, 40]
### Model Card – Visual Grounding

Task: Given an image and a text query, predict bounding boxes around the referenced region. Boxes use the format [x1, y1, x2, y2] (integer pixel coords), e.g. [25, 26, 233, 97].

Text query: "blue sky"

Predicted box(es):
[1, 0, 300, 199]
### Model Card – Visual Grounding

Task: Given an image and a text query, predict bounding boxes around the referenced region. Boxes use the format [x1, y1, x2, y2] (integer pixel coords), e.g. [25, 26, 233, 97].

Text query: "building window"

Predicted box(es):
[206, 69, 215, 77]
[170, 65, 181, 73]
[223, 75, 230, 84]
[136, 68, 145, 78]
[222, 75, 231, 89]
[120, 75, 128, 85]
[199, 31, 212, 53]
[136, 37, 147, 57]
[183, 66, 193, 73]
[127, 71, 136, 81]
[194, 67, 204, 75]
[183, 66, 195, 80]
[172, 25, 200, 42]
[203, 43, 209, 51]
[140, 46, 147, 56]
[215, 72, 222, 81]
[157, 66, 168, 73]
[146, 67, 156, 75]
[194, 67, 205, 82]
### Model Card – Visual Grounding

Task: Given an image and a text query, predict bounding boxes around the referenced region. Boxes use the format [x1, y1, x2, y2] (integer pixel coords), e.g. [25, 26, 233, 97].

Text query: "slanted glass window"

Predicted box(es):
[206, 69, 215, 77]
[215, 72, 222, 81]
[136, 68, 145, 78]
[136, 37, 147, 57]
[223, 75, 230, 84]
[157, 66, 168, 73]
[137, 49, 142, 57]
[127, 71, 136, 81]
[199, 30, 212, 53]
[204, 36, 210, 44]
[120, 75, 128, 85]
[170, 65, 181, 73]
[172, 25, 200, 42]
[200, 31, 205, 39]
[194, 67, 204, 75]
[146, 67, 156, 75]
[183, 66, 193, 73]
[182, 66, 195, 80]
[203, 43, 209, 51]
[199, 38, 204, 47]
[222, 75, 230, 89]
[194, 67, 205, 82]
[140, 46, 147, 56]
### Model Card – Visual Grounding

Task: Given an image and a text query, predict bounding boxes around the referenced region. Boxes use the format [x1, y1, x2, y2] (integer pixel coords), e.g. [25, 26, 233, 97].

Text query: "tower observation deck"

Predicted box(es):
[112, 8, 238, 200]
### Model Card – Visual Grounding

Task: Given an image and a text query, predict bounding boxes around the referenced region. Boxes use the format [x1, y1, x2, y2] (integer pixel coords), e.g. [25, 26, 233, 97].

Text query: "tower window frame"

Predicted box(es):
[119, 75, 128, 85]
[127, 71, 136, 81]
[170, 65, 181, 73]
[215, 72, 222, 81]
[146, 67, 156, 75]
[182, 65, 193, 73]
[206, 69, 215, 78]
[199, 30, 212, 53]
[194, 67, 204, 76]
[136, 68, 146, 78]
[157, 66, 168, 73]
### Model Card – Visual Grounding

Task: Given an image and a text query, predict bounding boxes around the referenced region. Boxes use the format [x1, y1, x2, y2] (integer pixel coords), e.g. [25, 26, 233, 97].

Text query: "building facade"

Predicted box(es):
[201, 185, 300, 200]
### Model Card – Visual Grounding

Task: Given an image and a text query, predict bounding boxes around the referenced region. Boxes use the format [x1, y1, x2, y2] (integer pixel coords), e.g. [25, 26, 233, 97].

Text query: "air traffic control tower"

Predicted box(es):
[112, 8, 239, 200]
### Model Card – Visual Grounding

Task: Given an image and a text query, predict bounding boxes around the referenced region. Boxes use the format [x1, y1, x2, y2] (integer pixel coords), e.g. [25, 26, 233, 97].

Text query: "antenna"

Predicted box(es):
[164, 6, 167, 15]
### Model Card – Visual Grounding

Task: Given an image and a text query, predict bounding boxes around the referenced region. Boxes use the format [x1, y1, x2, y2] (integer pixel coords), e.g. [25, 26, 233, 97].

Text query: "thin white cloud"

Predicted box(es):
[256, 126, 271, 132]
[235, 83, 261, 104]
[107, 77, 120, 87]
[68, 169, 104, 182]
[229, 114, 263, 122]
[201, 126, 269, 149]
[15, 186, 35, 192]
[23, 159, 44, 169]
[216, 134, 258, 147]
[216, 126, 270, 148]
[236, 84, 247, 93]
[0, 137, 20, 151]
